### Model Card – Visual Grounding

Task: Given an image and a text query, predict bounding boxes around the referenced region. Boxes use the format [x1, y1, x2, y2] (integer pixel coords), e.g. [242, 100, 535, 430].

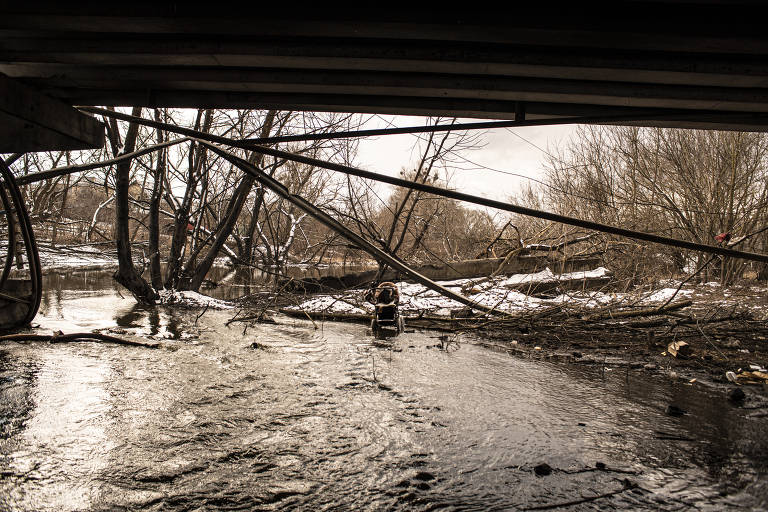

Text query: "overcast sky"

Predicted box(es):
[353, 115, 579, 203]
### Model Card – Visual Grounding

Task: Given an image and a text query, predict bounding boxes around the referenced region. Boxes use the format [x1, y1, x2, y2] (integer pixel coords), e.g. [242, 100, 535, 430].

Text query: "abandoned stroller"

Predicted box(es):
[367, 281, 405, 336]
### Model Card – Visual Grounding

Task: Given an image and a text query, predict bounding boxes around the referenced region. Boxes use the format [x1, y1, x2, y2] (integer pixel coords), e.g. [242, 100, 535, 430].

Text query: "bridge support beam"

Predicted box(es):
[0, 73, 104, 153]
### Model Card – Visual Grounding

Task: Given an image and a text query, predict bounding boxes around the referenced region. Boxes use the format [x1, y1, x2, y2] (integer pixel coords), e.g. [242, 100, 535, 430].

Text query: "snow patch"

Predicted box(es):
[34, 245, 118, 273]
[157, 289, 234, 309]
[291, 294, 372, 315]
[561, 266, 611, 280]
[498, 268, 557, 287]
[286, 267, 616, 317]
[641, 288, 693, 304]
[496, 266, 610, 289]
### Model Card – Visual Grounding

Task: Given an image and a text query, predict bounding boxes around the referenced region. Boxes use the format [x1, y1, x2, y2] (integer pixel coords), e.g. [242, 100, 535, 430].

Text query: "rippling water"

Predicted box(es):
[1, 270, 767, 510]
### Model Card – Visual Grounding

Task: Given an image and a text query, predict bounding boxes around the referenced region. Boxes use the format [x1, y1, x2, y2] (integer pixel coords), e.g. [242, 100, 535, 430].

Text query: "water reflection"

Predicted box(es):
[126, 305, 187, 339]
[1, 349, 113, 511]
[38, 271, 200, 339]
[538, 364, 768, 505]
[39, 264, 378, 304]
[198, 263, 376, 300]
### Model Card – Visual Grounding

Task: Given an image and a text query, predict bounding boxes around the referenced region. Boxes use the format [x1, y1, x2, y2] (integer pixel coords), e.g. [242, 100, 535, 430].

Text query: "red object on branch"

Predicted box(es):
[714, 232, 731, 244]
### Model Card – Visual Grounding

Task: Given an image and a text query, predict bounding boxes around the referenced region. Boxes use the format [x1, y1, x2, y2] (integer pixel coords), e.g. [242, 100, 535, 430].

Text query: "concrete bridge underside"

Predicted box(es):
[3, 3, 768, 152]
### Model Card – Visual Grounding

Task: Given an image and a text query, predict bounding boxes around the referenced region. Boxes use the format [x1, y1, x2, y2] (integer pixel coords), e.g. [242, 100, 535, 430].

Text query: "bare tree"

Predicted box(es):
[109, 106, 158, 301]
[540, 126, 768, 284]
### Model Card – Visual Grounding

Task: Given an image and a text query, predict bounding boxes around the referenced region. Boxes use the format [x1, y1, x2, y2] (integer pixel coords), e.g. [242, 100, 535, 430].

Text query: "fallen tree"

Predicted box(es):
[283, 254, 602, 293]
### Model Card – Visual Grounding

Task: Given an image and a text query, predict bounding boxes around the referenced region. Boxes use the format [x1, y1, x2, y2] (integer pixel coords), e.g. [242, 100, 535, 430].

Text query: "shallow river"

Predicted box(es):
[1, 271, 767, 511]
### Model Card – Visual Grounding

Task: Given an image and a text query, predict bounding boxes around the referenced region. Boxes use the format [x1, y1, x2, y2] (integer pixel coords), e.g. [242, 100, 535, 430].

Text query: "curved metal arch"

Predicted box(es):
[0, 157, 42, 329]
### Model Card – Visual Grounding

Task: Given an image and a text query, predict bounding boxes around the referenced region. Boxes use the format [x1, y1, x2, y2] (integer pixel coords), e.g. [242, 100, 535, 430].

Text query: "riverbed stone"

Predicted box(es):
[665, 405, 687, 416]
[727, 387, 746, 402]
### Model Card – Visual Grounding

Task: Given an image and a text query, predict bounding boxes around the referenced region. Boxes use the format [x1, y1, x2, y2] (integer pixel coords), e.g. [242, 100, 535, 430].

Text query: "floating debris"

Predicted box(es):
[534, 463, 553, 476]
[727, 370, 768, 385]
[665, 405, 687, 416]
[667, 341, 692, 358]
[727, 388, 746, 402]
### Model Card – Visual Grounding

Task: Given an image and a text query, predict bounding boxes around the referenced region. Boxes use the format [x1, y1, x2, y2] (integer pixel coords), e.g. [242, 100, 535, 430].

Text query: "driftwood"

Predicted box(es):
[0, 331, 159, 348]
[281, 254, 601, 293]
[521, 480, 637, 511]
[624, 311, 737, 329]
[583, 299, 692, 321]
[522, 233, 597, 253]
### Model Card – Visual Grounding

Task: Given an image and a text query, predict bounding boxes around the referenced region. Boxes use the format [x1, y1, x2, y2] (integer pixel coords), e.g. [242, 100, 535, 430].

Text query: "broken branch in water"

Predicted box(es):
[195, 303, 211, 326]
[0, 331, 159, 348]
[226, 311, 276, 326]
[521, 479, 637, 511]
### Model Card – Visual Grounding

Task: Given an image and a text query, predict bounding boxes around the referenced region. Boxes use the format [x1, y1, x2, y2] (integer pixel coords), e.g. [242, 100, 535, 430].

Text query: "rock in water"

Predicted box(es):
[413, 471, 435, 481]
[665, 405, 687, 416]
[727, 387, 746, 402]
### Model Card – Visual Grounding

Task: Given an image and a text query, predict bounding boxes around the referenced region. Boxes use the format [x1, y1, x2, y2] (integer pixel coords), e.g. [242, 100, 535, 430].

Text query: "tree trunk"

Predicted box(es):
[51, 162, 71, 248]
[148, 108, 165, 290]
[183, 110, 276, 291]
[165, 109, 212, 289]
[242, 187, 266, 263]
[113, 106, 158, 303]
[183, 174, 253, 290]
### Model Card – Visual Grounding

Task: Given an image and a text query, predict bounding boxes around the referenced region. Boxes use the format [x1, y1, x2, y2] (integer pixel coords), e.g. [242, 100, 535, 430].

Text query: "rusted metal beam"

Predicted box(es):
[73, 99, 768, 132]
[244, 146, 768, 264]
[6, 7, 768, 131]
[3, 8, 768, 55]
[16, 63, 768, 114]
[5, 37, 768, 89]
[241, 111, 755, 145]
[15, 137, 188, 186]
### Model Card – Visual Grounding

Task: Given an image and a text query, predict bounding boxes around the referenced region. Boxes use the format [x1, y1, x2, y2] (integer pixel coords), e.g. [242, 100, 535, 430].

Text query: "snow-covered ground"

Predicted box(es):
[34, 245, 234, 274]
[157, 289, 234, 309]
[284, 266, 687, 317]
[35, 245, 119, 274]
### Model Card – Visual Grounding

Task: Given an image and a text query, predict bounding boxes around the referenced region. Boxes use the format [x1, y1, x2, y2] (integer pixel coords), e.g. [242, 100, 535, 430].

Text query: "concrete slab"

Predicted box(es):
[0, 73, 104, 152]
